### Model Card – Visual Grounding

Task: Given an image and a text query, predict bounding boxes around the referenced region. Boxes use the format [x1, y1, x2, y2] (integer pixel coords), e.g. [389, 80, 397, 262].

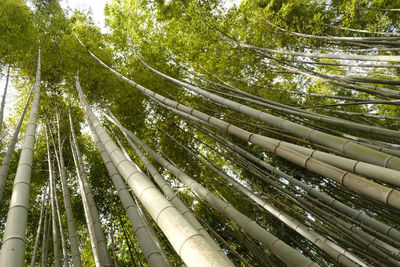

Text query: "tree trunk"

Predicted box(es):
[88, 121, 172, 267]
[0, 65, 10, 135]
[74, 73, 234, 267]
[30, 184, 48, 267]
[69, 113, 112, 267]
[110, 207, 118, 267]
[0, 90, 32, 202]
[0, 48, 41, 267]
[54, 111, 82, 267]
[107, 113, 317, 267]
[53, 170, 69, 267]
[41, 206, 51, 267]
[47, 129, 62, 267]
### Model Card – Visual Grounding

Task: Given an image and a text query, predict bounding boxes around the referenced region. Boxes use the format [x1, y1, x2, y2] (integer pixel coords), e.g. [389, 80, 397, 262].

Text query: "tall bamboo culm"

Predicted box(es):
[30, 184, 48, 267]
[54, 111, 82, 267]
[0, 90, 32, 202]
[0, 48, 41, 267]
[106, 112, 318, 267]
[46, 128, 62, 267]
[108, 120, 229, 262]
[75, 74, 234, 267]
[88, 120, 172, 267]
[69, 111, 112, 267]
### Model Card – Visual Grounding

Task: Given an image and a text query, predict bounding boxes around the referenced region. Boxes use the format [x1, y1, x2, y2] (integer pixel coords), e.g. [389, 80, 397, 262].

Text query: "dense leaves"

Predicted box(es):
[1, 0, 400, 266]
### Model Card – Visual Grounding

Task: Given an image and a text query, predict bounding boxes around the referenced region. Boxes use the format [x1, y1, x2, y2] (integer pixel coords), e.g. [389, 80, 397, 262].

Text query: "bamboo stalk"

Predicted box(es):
[0, 48, 42, 267]
[69, 112, 112, 267]
[108, 113, 318, 266]
[88, 121, 172, 267]
[75, 74, 234, 267]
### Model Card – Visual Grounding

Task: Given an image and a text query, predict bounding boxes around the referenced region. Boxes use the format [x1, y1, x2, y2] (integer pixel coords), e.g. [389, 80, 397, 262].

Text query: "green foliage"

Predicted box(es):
[1, 0, 399, 266]
[0, 0, 37, 65]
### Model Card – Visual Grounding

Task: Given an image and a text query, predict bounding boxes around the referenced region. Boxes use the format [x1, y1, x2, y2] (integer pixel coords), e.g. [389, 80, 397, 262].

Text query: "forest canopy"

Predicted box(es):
[0, 0, 400, 266]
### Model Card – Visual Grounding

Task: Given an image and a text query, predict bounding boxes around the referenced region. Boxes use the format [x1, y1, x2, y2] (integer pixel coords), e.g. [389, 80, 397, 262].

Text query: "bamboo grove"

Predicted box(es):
[1, 0, 400, 266]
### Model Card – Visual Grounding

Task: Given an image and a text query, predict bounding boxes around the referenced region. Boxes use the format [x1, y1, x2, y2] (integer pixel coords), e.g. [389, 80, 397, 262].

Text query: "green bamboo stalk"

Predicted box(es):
[0, 90, 32, 202]
[41, 209, 51, 267]
[130, 48, 400, 170]
[53, 169, 68, 267]
[75, 74, 234, 267]
[76, 35, 400, 170]
[47, 129, 62, 267]
[0, 65, 10, 134]
[109, 117, 230, 261]
[163, 127, 364, 266]
[192, 123, 400, 243]
[54, 111, 82, 267]
[30, 184, 48, 267]
[69, 111, 112, 267]
[88, 121, 172, 267]
[107, 113, 317, 267]
[0, 48, 41, 267]
[148, 94, 400, 210]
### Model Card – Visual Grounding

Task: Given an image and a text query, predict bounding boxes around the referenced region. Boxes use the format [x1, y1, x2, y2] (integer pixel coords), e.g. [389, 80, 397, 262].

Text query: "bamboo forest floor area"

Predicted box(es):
[1, 0, 400, 266]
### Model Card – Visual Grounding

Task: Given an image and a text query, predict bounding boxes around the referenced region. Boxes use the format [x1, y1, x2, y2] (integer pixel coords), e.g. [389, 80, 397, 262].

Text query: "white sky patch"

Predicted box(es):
[223, 0, 242, 9]
[60, 0, 109, 32]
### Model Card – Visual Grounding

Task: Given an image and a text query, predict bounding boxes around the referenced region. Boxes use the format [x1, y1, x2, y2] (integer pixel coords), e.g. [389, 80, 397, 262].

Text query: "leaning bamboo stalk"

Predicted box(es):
[206, 86, 400, 140]
[107, 114, 317, 267]
[70, 134, 101, 267]
[111, 120, 229, 261]
[76, 36, 400, 169]
[271, 178, 399, 264]
[264, 18, 400, 41]
[75, 75, 234, 267]
[161, 128, 364, 267]
[262, 55, 400, 99]
[87, 121, 172, 267]
[54, 111, 82, 267]
[110, 207, 118, 267]
[326, 211, 400, 259]
[149, 93, 400, 210]
[328, 24, 400, 36]
[41, 210, 51, 267]
[111, 129, 173, 266]
[319, 108, 400, 121]
[80, 177, 101, 267]
[80, 30, 400, 174]
[0, 48, 41, 267]
[132, 51, 400, 170]
[69, 111, 112, 267]
[0, 90, 32, 202]
[30, 185, 48, 267]
[0, 65, 10, 134]
[53, 170, 69, 267]
[300, 199, 400, 266]
[242, 42, 400, 62]
[192, 123, 400, 243]
[243, 160, 400, 264]
[191, 212, 253, 267]
[276, 141, 400, 186]
[47, 129, 62, 267]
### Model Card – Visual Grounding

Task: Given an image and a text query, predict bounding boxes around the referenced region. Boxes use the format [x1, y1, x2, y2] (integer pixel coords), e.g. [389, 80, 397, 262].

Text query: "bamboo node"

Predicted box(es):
[340, 140, 351, 153]
[384, 189, 395, 205]
[384, 155, 394, 168]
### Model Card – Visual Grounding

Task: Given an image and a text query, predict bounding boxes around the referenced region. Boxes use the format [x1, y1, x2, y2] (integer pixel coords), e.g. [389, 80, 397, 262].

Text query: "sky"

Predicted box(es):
[60, 0, 109, 31]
